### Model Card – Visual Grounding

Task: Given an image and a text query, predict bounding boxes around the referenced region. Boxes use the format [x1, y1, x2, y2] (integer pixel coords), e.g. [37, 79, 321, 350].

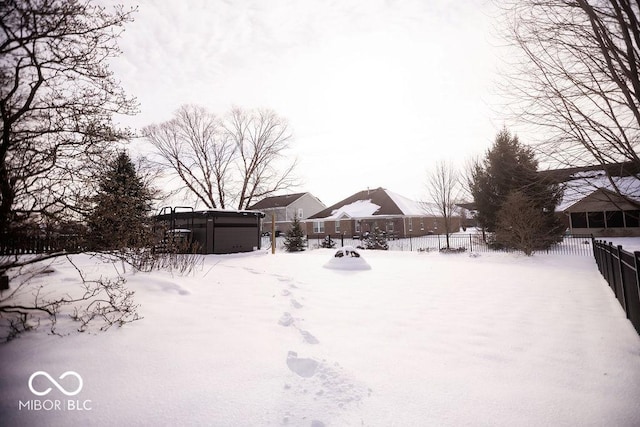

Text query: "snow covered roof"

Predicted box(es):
[323, 199, 382, 220]
[309, 187, 428, 220]
[386, 190, 430, 216]
[557, 173, 640, 212]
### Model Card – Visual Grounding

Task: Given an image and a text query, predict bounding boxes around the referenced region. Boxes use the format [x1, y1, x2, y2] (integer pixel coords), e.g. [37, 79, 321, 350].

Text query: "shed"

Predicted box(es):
[156, 207, 265, 254]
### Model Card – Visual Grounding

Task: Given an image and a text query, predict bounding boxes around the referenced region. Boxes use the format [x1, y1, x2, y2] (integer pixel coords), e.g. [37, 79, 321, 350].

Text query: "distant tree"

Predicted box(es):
[427, 161, 461, 249]
[470, 129, 564, 246]
[362, 227, 389, 250]
[142, 105, 234, 209]
[144, 105, 299, 210]
[225, 108, 300, 209]
[86, 152, 153, 250]
[284, 217, 306, 252]
[0, 0, 138, 237]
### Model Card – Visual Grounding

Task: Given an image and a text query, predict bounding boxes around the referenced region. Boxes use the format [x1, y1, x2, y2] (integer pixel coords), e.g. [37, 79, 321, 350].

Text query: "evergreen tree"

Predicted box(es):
[284, 217, 306, 252]
[470, 128, 564, 249]
[495, 190, 549, 256]
[86, 152, 153, 250]
[363, 227, 389, 250]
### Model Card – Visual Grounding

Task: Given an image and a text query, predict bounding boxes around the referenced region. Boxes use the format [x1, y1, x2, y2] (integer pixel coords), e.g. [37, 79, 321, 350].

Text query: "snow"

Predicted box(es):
[323, 246, 371, 271]
[327, 200, 380, 219]
[385, 190, 429, 216]
[1, 250, 640, 426]
[594, 237, 640, 253]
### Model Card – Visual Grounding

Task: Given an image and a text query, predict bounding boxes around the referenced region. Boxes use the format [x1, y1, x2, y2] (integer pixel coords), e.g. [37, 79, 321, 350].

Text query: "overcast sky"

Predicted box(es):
[108, 0, 506, 208]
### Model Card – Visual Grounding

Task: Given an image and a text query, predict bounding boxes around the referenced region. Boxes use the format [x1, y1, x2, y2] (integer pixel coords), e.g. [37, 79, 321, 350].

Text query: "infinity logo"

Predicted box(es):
[28, 371, 83, 397]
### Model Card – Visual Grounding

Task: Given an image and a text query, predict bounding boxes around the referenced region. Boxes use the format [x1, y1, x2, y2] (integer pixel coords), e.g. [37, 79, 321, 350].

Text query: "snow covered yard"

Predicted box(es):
[1, 250, 640, 426]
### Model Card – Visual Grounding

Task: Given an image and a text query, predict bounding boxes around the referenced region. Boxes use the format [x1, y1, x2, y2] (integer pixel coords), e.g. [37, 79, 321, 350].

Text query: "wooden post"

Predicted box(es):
[271, 215, 276, 254]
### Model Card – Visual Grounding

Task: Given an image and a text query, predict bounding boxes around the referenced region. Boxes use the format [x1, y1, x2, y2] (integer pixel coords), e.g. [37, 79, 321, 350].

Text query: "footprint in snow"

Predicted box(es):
[282, 351, 371, 420]
[279, 312, 295, 327]
[286, 351, 319, 378]
[300, 330, 319, 344]
[290, 299, 303, 309]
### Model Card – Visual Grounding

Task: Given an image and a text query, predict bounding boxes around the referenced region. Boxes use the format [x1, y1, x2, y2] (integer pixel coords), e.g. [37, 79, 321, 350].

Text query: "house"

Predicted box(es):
[305, 187, 462, 238]
[247, 192, 326, 236]
[552, 165, 640, 237]
[460, 162, 640, 237]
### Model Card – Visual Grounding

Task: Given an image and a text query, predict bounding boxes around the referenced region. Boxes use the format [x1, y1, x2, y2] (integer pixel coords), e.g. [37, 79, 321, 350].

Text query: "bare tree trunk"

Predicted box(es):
[426, 161, 461, 250]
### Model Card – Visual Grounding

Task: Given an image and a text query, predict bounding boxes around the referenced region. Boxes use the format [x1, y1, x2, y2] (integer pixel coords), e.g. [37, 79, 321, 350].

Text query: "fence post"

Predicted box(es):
[634, 252, 640, 322]
[469, 234, 473, 253]
[616, 245, 628, 316]
[607, 242, 617, 297]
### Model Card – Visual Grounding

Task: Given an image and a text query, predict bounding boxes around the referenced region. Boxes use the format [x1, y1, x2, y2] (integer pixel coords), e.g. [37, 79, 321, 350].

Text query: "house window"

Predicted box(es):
[570, 212, 587, 228]
[420, 221, 424, 231]
[408, 218, 413, 232]
[297, 208, 303, 219]
[355, 221, 361, 233]
[625, 210, 640, 227]
[587, 211, 605, 228]
[335, 220, 341, 233]
[605, 211, 624, 228]
[313, 221, 324, 234]
[387, 221, 394, 233]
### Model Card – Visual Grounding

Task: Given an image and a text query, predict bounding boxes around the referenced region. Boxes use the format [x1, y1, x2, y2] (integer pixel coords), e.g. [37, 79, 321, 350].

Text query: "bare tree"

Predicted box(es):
[0, 1, 144, 340]
[143, 105, 234, 209]
[499, 0, 640, 183]
[426, 161, 461, 249]
[144, 105, 299, 210]
[224, 107, 298, 210]
[0, 0, 138, 236]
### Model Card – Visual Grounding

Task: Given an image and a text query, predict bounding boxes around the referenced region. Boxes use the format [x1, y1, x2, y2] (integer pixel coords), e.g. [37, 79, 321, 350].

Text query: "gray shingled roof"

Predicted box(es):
[247, 193, 308, 210]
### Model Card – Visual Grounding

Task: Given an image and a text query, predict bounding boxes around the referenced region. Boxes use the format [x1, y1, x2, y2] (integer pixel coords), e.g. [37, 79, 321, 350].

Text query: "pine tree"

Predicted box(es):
[470, 128, 564, 249]
[284, 217, 306, 252]
[363, 227, 389, 250]
[86, 151, 153, 250]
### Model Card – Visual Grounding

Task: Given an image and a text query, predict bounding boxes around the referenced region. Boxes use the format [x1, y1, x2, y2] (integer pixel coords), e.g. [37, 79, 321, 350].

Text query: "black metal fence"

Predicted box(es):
[593, 240, 640, 336]
[265, 233, 596, 256]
